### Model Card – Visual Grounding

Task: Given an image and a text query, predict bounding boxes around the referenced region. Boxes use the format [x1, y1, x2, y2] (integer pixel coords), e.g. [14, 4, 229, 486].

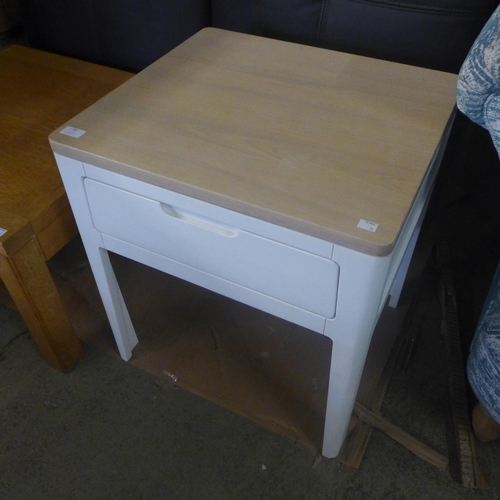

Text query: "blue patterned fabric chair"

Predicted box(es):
[457, 4, 500, 440]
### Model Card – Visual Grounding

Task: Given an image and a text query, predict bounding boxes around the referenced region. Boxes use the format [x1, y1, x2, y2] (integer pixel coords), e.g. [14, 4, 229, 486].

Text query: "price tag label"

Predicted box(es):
[357, 219, 378, 233]
[60, 126, 86, 138]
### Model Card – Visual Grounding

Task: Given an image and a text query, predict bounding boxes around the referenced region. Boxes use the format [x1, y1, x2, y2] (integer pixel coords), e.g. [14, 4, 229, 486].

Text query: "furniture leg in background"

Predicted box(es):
[0, 213, 82, 371]
[0, 45, 131, 370]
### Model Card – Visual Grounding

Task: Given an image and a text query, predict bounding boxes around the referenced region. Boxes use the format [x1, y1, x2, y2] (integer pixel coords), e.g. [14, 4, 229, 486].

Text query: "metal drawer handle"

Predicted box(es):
[160, 203, 238, 237]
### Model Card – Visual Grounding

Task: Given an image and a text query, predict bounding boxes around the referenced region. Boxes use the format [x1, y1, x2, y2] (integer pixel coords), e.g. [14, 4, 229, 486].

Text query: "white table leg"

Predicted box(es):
[84, 245, 138, 360]
[322, 247, 391, 458]
[55, 154, 138, 360]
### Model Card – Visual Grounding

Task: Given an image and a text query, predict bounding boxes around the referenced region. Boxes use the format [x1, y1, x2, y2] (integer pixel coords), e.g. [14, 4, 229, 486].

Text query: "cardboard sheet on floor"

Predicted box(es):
[35, 235, 405, 465]
[50, 239, 332, 452]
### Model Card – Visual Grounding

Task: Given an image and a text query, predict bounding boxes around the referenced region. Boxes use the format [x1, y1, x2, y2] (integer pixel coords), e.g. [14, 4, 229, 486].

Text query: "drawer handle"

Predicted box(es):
[160, 203, 238, 237]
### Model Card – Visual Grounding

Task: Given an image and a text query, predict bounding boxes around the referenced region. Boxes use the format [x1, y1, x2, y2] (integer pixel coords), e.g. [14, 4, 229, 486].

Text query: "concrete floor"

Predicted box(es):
[1, 271, 500, 500]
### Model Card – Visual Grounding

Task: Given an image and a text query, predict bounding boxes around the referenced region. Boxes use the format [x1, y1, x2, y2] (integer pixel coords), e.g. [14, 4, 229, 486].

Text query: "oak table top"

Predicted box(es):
[0, 45, 130, 249]
[50, 28, 457, 256]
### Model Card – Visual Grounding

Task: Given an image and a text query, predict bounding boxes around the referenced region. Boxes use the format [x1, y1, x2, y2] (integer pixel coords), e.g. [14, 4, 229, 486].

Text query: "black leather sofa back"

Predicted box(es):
[213, 0, 499, 73]
[18, 0, 211, 71]
[18, 0, 499, 73]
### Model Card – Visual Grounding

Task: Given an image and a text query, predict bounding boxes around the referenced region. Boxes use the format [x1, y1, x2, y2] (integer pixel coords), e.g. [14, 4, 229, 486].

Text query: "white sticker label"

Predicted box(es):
[0, 227, 7, 237]
[357, 219, 378, 233]
[60, 126, 86, 138]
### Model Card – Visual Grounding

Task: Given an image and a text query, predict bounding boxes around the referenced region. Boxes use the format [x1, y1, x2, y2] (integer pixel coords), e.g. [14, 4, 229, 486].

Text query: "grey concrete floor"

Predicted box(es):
[1, 273, 500, 500]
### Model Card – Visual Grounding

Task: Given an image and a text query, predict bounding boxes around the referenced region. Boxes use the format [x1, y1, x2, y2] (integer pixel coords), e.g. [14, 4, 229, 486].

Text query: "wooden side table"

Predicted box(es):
[0, 45, 131, 371]
[50, 29, 457, 454]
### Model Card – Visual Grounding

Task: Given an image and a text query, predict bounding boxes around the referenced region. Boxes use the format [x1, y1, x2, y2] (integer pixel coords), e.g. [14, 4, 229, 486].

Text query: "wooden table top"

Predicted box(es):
[49, 29, 457, 255]
[0, 45, 131, 235]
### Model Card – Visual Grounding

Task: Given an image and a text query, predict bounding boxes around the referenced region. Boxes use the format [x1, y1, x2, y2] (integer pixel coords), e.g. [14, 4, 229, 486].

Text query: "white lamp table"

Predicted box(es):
[49, 28, 457, 458]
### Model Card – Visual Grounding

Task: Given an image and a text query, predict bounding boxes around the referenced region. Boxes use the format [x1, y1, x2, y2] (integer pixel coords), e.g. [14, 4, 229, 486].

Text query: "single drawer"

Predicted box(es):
[84, 179, 339, 317]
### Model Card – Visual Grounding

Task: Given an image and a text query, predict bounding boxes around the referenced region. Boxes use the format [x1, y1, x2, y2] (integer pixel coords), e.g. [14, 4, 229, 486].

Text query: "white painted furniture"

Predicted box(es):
[50, 29, 457, 458]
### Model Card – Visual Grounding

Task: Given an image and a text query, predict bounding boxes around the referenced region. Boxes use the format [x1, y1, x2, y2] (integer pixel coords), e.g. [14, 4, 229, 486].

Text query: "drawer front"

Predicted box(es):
[84, 179, 339, 318]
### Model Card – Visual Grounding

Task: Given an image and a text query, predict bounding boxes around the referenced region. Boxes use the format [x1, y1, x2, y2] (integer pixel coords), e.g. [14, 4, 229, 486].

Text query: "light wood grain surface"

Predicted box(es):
[50, 29, 457, 255]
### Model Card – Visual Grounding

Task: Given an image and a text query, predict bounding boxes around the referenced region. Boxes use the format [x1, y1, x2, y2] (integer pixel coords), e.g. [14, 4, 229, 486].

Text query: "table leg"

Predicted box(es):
[83, 245, 138, 360]
[322, 247, 392, 458]
[0, 235, 83, 372]
[55, 154, 139, 361]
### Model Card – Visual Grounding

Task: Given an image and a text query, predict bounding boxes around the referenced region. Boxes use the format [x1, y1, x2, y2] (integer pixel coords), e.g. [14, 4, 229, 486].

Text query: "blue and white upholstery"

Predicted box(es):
[457, 5, 500, 425]
[467, 264, 500, 424]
